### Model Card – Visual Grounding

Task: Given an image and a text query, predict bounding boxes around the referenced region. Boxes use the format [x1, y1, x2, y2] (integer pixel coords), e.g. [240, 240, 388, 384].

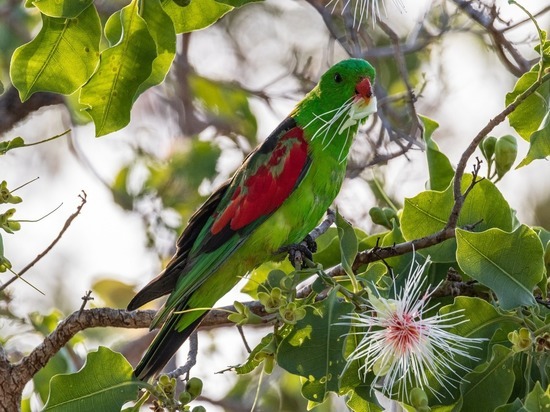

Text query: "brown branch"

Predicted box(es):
[166, 331, 198, 380]
[13, 308, 155, 387]
[0, 191, 87, 293]
[451, 0, 533, 76]
[10, 301, 270, 388]
[0, 87, 64, 135]
[447, 71, 550, 230]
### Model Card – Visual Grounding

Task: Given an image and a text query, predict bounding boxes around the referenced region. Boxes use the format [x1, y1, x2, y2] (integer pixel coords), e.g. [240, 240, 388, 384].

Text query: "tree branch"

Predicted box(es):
[0, 87, 64, 135]
[451, 0, 538, 76]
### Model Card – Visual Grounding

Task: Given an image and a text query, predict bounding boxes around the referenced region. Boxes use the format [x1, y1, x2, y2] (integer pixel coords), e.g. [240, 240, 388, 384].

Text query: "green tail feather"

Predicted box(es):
[134, 304, 206, 381]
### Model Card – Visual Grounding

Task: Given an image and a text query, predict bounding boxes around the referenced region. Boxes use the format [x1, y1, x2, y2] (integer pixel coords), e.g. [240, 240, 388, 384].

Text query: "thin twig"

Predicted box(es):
[447, 72, 550, 230]
[0, 191, 88, 292]
[236, 325, 252, 353]
[78, 291, 94, 315]
[166, 331, 198, 380]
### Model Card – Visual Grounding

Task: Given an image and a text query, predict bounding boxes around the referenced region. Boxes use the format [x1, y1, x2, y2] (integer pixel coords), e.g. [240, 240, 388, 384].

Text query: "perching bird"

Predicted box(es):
[128, 58, 377, 380]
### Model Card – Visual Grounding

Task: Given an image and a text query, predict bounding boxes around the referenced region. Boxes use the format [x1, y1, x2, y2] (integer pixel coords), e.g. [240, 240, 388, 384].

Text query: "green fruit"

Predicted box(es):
[179, 391, 192, 405]
[186, 377, 203, 399]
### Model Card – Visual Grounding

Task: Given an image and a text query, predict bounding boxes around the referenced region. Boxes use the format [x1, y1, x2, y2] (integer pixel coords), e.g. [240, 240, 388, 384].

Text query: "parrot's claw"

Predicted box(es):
[278, 235, 318, 269]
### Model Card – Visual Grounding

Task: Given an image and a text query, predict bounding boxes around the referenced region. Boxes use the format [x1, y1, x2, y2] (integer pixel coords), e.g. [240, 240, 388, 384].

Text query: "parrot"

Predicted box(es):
[128, 58, 377, 381]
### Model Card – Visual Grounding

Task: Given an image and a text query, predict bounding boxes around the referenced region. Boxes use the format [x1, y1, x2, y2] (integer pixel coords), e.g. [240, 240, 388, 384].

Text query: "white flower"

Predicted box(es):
[341, 257, 485, 402]
[327, 0, 406, 26]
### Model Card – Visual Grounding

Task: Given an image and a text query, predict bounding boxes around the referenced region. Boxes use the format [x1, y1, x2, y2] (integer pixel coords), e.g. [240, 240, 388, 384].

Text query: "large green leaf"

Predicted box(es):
[32, 0, 93, 18]
[79, 0, 157, 136]
[505, 71, 550, 141]
[439, 297, 519, 363]
[456, 225, 544, 310]
[33, 352, 69, 404]
[420, 115, 454, 191]
[163, 0, 233, 34]
[43, 347, 145, 411]
[460, 345, 515, 412]
[277, 289, 354, 403]
[401, 174, 512, 262]
[136, 0, 176, 98]
[10, 4, 100, 101]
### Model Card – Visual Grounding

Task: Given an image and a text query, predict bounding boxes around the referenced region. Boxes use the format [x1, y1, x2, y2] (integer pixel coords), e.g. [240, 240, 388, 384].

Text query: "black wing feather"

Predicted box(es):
[127, 180, 231, 311]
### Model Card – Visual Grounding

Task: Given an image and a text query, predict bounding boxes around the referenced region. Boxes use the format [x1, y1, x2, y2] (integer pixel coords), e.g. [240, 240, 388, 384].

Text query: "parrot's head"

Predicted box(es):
[295, 58, 377, 162]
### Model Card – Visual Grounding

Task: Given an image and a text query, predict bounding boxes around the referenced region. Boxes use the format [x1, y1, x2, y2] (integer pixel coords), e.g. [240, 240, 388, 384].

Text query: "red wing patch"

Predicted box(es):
[211, 127, 308, 235]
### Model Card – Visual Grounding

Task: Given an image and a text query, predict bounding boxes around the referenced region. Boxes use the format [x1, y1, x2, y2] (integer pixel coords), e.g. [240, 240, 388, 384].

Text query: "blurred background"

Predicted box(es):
[1, 0, 549, 410]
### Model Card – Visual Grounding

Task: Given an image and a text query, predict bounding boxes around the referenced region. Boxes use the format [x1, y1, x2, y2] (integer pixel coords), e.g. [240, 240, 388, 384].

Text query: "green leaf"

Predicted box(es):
[456, 225, 544, 310]
[495, 398, 524, 412]
[241, 261, 293, 299]
[401, 174, 513, 262]
[0, 137, 25, 155]
[277, 289, 354, 403]
[506, 71, 550, 141]
[517, 110, 550, 167]
[460, 345, 515, 412]
[136, 0, 176, 97]
[439, 297, 519, 363]
[33, 352, 69, 404]
[233, 333, 275, 374]
[346, 387, 383, 412]
[419, 115, 454, 191]
[43, 347, 146, 411]
[79, 0, 157, 136]
[336, 211, 358, 279]
[32, 0, 93, 18]
[163, 0, 233, 34]
[10, 4, 101, 101]
[520, 381, 550, 412]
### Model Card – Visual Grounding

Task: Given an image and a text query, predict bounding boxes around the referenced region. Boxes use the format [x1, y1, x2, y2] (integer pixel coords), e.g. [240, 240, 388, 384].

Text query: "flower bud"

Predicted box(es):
[508, 327, 531, 352]
[410, 387, 430, 410]
[258, 287, 284, 313]
[480, 136, 497, 161]
[369, 207, 391, 229]
[495, 135, 517, 178]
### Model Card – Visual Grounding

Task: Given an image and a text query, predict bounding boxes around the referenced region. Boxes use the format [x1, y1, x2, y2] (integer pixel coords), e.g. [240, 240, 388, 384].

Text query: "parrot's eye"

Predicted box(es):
[334, 73, 343, 83]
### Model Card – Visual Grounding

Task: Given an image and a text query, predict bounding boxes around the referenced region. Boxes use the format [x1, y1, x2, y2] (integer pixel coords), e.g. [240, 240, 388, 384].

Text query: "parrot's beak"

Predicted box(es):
[355, 77, 373, 100]
[352, 77, 377, 117]
[337, 78, 377, 135]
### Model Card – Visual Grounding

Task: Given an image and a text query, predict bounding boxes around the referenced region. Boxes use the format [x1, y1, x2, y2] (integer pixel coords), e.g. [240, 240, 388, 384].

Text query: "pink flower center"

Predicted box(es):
[385, 312, 424, 354]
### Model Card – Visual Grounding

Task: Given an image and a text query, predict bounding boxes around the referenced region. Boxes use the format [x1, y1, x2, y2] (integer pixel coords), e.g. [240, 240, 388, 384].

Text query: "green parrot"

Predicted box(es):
[128, 58, 377, 380]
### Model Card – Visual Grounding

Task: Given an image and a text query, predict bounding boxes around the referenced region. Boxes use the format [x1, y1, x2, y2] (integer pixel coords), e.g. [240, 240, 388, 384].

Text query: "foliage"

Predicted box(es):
[9, 0, 260, 136]
[1, 1, 550, 412]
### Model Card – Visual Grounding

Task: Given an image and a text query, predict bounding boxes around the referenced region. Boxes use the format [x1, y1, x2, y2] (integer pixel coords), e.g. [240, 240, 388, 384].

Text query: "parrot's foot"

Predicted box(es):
[278, 235, 318, 270]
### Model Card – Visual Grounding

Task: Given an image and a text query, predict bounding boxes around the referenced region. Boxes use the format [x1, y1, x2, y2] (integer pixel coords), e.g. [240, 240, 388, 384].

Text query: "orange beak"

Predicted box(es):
[355, 77, 373, 100]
